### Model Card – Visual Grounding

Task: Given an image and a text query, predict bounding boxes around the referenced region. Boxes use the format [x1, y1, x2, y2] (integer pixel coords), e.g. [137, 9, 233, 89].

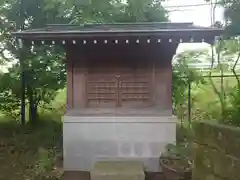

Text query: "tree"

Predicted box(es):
[0, 0, 67, 123]
[214, 38, 240, 126]
[45, 0, 168, 23]
[221, 0, 240, 36]
[203, 0, 240, 124]
[172, 50, 206, 124]
[205, 0, 240, 35]
[0, 0, 168, 123]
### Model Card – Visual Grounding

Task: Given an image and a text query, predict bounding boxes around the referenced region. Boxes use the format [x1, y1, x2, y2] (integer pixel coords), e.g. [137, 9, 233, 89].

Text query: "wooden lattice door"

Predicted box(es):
[118, 71, 151, 107]
[87, 70, 151, 107]
[87, 72, 118, 107]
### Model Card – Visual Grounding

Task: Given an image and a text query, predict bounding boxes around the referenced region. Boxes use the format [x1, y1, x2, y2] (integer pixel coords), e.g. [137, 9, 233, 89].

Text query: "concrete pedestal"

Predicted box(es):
[63, 114, 176, 172]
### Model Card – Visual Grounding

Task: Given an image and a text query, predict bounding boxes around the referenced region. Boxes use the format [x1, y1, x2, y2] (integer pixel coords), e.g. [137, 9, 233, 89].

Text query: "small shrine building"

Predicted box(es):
[14, 22, 222, 172]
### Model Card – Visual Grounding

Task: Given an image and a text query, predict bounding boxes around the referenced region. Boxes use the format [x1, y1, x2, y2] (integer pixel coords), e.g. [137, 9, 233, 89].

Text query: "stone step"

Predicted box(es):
[90, 161, 145, 180]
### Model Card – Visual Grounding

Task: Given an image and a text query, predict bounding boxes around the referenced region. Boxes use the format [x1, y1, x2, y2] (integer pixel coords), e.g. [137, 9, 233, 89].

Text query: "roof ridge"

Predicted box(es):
[46, 22, 194, 26]
[45, 22, 195, 30]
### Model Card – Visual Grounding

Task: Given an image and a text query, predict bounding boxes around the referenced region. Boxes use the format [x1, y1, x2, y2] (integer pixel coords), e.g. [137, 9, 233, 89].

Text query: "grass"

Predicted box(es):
[0, 89, 66, 179]
[0, 114, 63, 180]
[189, 75, 239, 121]
[0, 89, 65, 180]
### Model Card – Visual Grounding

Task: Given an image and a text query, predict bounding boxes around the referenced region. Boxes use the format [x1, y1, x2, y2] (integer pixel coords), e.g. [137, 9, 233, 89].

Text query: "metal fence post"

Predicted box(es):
[188, 78, 192, 127]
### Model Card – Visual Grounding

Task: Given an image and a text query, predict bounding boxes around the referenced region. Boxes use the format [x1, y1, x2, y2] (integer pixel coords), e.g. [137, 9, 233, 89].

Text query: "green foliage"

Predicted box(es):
[0, 0, 68, 122]
[223, 86, 240, 126]
[171, 35, 240, 127]
[45, 0, 168, 24]
[172, 50, 206, 121]
[222, 0, 240, 36]
[172, 38, 240, 128]
[0, 46, 66, 121]
[209, 39, 240, 125]
[206, 0, 240, 36]
[0, 0, 168, 123]
[160, 124, 193, 172]
[0, 64, 21, 119]
[161, 141, 192, 173]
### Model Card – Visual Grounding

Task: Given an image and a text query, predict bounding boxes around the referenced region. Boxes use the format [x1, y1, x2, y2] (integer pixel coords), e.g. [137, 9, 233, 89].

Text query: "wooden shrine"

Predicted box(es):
[14, 22, 223, 172]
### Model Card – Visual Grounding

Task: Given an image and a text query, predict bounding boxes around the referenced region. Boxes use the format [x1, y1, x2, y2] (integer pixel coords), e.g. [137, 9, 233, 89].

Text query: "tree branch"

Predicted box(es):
[217, 40, 225, 100]
[232, 50, 240, 87]
[209, 45, 226, 120]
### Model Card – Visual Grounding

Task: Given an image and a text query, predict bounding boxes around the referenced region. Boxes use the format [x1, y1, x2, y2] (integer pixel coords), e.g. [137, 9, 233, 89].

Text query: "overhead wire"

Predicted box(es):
[163, 0, 237, 9]
[165, 3, 218, 13]
[163, 2, 219, 9]
[162, 1, 235, 12]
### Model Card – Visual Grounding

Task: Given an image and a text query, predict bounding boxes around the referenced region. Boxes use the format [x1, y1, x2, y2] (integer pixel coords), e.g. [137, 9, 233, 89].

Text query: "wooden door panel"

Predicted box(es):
[86, 69, 152, 107]
[87, 72, 118, 107]
[119, 75, 151, 107]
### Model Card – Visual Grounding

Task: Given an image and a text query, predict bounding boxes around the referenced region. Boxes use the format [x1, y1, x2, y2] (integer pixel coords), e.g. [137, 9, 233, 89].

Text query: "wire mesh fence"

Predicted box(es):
[178, 74, 240, 124]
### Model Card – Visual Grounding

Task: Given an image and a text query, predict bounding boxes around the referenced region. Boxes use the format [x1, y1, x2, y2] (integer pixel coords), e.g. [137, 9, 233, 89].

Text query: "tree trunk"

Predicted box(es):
[29, 100, 38, 124]
[27, 85, 38, 124]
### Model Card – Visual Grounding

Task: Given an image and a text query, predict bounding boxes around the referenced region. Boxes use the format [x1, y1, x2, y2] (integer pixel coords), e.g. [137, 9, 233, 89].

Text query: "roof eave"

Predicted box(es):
[13, 28, 224, 40]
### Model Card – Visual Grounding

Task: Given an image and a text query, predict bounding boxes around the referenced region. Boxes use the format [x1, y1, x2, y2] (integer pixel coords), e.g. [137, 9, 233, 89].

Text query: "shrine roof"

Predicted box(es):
[13, 22, 223, 40]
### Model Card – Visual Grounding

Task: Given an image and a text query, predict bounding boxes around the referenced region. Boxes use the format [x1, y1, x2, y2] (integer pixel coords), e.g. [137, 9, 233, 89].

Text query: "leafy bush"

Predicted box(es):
[223, 86, 240, 126]
[172, 51, 205, 120]
[161, 142, 192, 172]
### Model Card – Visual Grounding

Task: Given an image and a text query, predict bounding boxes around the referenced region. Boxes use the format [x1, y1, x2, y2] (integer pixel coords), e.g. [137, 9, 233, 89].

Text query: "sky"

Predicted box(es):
[162, 0, 224, 53]
[163, 0, 224, 27]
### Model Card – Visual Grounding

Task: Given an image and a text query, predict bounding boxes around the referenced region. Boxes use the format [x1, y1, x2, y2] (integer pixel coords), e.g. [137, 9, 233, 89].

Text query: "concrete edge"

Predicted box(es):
[62, 116, 177, 123]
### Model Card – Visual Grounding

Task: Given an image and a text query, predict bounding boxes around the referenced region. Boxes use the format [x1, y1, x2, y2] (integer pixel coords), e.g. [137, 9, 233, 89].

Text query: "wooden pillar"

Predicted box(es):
[165, 60, 173, 111]
[72, 52, 87, 108]
[153, 43, 178, 114]
[154, 62, 171, 110]
[66, 50, 73, 109]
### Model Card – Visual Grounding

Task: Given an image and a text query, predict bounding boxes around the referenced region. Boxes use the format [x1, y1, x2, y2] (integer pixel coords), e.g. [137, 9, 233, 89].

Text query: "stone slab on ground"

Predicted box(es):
[91, 161, 145, 180]
[64, 171, 90, 180]
[63, 171, 166, 180]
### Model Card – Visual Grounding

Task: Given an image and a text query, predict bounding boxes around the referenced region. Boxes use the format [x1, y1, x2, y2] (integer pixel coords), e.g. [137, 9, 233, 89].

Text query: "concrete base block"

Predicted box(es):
[63, 115, 177, 172]
[91, 161, 145, 180]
